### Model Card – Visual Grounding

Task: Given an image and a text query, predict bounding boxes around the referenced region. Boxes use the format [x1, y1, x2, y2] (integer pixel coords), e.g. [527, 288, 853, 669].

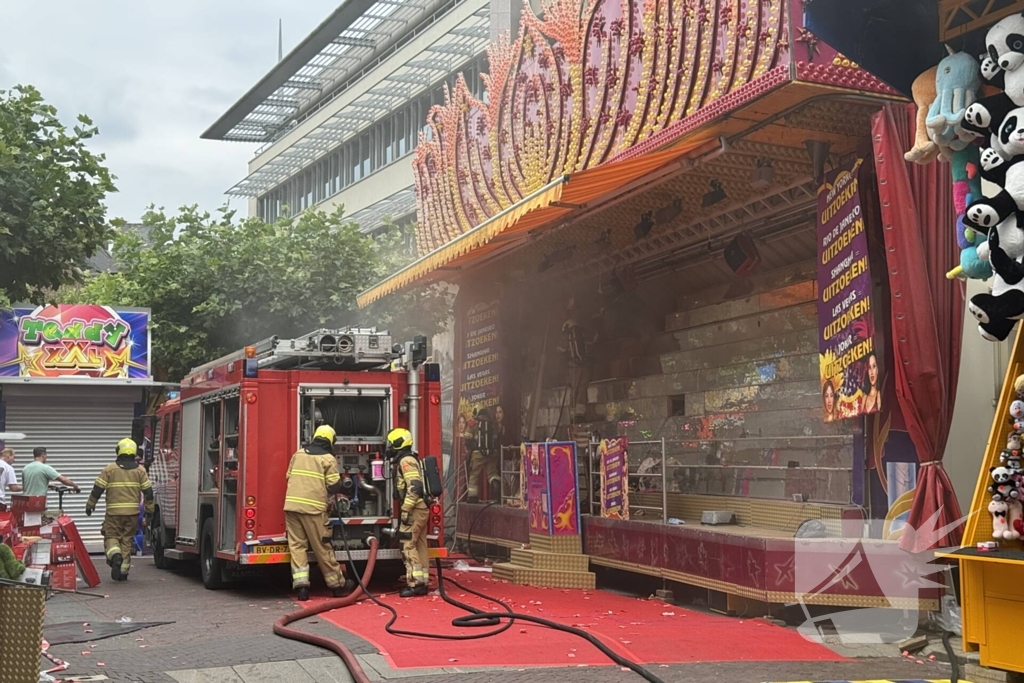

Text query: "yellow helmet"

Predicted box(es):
[387, 428, 413, 451]
[116, 438, 138, 457]
[313, 424, 337, 444]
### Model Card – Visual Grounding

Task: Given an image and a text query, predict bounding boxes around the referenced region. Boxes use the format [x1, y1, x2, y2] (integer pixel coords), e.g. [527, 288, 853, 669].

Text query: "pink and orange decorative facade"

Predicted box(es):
[402, 0, 897, 265]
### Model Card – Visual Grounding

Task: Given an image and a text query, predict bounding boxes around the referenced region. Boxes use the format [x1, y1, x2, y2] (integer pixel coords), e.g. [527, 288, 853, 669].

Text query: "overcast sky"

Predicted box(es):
[0, 1, 339, 222]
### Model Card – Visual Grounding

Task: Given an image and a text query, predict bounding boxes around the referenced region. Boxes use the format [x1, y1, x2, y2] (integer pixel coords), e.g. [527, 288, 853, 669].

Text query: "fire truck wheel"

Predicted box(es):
[200, 518, 226, 590]
[151, 514, 175, 570]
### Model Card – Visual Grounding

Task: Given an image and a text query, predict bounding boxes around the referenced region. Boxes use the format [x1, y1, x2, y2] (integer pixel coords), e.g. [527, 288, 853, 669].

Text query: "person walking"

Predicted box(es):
[21, 447, 80, 498]
[387, 428, 430, 597]
[84, 439, 154, 581]
[0, 448, 22, 511]
[284, 424, 352, 602]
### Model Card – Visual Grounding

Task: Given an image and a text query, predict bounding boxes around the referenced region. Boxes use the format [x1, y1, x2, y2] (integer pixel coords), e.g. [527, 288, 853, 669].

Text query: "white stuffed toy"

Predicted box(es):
[1009, 499, 1024, 540]
[990, 499, 1011, 539]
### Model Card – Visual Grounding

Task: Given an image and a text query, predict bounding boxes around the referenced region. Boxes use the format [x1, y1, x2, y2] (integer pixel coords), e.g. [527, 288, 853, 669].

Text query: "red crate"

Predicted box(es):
[48, 563, 76, 590]
[12, 542, 30, 561]
[19, 525, 41, 538]
[11, 495, 46, 514]
[51, 541, 74, 564]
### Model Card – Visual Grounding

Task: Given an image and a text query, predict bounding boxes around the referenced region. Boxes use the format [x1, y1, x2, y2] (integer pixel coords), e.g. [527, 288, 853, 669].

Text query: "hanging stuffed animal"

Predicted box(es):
[949, 207, 993, 279]
[961, 12, 1024, 140]
[903, 49, 989, 280]
[969, 213, 1024, 340]
[906, 66, 941, 163]
[964, 107, 1024, 232]
[926, 47, 983, 156]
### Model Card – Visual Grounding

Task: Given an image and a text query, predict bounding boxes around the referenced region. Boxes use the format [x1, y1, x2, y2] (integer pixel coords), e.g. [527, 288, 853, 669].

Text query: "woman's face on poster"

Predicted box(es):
[495, 405, 504, 423]
[458, 413, 467, 433]
[823, 383, 835, 415]
[867, 354, 879, 388]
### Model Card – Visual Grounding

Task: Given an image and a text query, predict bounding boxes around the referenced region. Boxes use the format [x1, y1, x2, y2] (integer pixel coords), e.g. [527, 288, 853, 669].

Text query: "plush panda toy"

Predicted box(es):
[964, 108, 1024, 232]
[962, 12, 1024, 139]
[990, 465, 1022, 501]
[969, 213, 1024, 340]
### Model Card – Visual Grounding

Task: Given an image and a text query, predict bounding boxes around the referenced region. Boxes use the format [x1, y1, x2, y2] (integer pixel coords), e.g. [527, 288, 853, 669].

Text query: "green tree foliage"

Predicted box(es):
[0, 85, 116, 307]
[62, 206, 450, 381]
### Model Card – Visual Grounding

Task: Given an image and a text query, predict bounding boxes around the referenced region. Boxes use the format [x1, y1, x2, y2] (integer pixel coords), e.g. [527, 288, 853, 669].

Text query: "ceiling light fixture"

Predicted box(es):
[702, 179, 727, 208]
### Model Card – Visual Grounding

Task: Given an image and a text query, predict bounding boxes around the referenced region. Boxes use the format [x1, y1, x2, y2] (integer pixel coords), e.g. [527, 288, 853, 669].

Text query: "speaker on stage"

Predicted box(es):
[723, 232, 761, 276]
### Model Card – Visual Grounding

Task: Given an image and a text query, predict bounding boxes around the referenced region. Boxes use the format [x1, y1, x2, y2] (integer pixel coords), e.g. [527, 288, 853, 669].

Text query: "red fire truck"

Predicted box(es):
[149, 328, 446, 589]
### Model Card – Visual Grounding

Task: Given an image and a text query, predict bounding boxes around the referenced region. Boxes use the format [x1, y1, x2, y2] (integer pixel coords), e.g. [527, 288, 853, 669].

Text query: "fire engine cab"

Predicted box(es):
[150, 328, 446, 589]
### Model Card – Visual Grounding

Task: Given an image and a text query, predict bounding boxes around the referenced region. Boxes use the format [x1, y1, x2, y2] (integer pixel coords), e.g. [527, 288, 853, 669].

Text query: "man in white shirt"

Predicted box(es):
[0, 447, 22, 511]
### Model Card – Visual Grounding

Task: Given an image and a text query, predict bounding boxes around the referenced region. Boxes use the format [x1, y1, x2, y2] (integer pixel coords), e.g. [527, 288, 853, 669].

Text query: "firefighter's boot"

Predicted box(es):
[296, 586, 310, 602]
[109, 553, 123, 582]
[400, 584, 428, 598]
[332, 579, 356, 598]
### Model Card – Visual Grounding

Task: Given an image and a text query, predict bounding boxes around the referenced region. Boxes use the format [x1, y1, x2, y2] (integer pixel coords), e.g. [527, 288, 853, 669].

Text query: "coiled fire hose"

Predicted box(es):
[275, 523, 666, 683]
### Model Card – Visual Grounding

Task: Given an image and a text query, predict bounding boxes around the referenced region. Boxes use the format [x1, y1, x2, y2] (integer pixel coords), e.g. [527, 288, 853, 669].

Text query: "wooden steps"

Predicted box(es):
[510, 548, 590, 572]
[493, 562, 596, 590]
[496, 533, 594, 590]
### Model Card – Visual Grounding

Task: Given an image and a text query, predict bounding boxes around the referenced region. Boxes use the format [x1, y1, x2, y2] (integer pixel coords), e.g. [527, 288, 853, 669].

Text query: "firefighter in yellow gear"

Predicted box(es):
[467, 409, 500, 503]
[388, 428, 430, 597]
[284, 424, 352, 602]
[85, 438, 154, 582]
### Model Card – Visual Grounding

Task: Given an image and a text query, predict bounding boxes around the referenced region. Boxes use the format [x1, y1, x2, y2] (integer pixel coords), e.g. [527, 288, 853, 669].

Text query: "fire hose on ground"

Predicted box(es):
[273, 526, 667, 683]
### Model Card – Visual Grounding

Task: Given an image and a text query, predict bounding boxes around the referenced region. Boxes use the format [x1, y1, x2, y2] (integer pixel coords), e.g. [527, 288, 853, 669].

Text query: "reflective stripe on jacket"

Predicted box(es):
[284, 449, 340, 514]
[395, 452, 427, 513]
[89, 459, 154, 516]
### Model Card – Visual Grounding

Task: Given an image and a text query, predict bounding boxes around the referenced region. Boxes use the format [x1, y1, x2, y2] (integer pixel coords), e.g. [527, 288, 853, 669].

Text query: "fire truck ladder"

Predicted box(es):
[188, 328, 397, 377]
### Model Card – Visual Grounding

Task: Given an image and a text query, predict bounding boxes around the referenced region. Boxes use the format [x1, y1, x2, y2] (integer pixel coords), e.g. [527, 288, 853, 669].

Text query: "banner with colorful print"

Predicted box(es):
[546, 442, 579, 535]
[524, 441, 580, 535]
[816, 158, 882, 422]
[599, 437, 629, 520]
[525, 443, 549, 534]
[0, 305, 151, 380]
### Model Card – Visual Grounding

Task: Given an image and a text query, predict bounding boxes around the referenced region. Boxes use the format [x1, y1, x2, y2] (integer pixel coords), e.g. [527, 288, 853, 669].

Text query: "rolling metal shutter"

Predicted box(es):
[5, 396, 137, 553]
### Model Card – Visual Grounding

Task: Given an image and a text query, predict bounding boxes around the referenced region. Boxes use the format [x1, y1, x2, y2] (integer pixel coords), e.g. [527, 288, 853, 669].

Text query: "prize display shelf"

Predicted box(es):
[945, 325, 1024, 674]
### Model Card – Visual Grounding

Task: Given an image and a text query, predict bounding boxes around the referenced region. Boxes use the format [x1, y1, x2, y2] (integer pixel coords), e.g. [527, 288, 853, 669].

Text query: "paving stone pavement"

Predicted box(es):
[43, 556, 959, 683]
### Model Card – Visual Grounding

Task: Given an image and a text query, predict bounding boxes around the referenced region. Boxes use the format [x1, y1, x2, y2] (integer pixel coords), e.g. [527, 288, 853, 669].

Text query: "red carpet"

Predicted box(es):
[319, 571, 847, 669]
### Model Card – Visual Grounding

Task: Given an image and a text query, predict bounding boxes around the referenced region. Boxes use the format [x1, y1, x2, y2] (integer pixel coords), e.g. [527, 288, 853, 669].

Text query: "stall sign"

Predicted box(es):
[0, 305, 151, 380]
[816, 159, 882, 422]
[525, 443, 549, 534]
[599, 437, 629, 520]
[525, 441, 580, 535]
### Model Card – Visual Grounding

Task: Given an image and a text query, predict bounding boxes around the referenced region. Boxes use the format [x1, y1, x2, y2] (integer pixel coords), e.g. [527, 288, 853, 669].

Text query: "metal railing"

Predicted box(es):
[493, 434, 854, 521]
[621, 439, 667, 523]
[499, 444, 522, 507]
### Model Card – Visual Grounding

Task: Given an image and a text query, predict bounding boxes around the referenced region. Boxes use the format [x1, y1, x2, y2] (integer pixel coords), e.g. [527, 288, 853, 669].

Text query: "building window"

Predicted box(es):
[256, 55, 488, 223]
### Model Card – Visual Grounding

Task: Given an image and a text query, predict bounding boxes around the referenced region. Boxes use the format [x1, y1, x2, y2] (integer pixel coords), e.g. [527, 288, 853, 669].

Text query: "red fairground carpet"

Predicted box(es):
[319, 571, 847, 669]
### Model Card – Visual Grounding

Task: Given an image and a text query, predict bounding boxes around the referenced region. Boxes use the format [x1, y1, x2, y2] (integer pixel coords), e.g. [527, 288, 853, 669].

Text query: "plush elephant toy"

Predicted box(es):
[926, 46, 983, 156]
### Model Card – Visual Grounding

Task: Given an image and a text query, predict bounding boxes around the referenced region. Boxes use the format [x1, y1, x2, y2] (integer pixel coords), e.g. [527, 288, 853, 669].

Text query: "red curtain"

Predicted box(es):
[871, 104, 965, 553]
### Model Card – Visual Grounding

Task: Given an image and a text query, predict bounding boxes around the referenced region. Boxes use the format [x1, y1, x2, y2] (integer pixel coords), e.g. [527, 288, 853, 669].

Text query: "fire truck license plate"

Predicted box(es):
[252, 545, 287, 554]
